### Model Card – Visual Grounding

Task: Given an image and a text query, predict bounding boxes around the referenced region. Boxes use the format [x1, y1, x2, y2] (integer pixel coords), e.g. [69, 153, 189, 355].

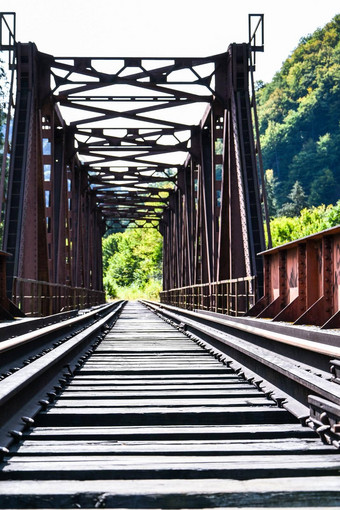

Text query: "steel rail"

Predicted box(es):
[0, 300, 339, 508]
[0, 300, 126, 450]
[141, 300, 340, 445]
[145, 303, 340, 358]
[0, 302, 118, 355]
[0, 302, 125, 377]
[0, 310, 79, 342]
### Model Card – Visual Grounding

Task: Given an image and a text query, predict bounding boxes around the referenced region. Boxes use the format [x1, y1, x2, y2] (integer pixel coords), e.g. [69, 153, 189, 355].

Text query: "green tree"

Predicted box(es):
[256, 15, 340, 207]
[102, 227, 163, 299]
[264, 169, 279, 217]
[309, 168, 338, 206]
[270, 201, 340, 247]
[102, 233, 120, 273]
[279, 181, 307, 217]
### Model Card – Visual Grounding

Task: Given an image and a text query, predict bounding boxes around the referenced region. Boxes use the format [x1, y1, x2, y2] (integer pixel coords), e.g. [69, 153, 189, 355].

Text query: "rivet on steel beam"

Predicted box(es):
[9, 430, 23, 441]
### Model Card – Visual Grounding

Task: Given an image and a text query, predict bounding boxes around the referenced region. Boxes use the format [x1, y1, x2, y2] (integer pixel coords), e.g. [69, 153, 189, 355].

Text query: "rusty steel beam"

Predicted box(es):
[0, 22, 267, 315]
[247, 226, 340, 328]
[2, 43, 105, 314]
[161, 44, 266, 298]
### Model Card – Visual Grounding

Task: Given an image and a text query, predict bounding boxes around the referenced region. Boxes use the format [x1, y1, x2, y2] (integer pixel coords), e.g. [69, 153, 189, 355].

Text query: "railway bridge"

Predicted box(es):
[0, 12, 339, 508]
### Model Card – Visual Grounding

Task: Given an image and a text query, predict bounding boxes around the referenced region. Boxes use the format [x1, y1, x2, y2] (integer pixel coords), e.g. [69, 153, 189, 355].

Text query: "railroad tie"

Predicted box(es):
[0, 301, 339, 508]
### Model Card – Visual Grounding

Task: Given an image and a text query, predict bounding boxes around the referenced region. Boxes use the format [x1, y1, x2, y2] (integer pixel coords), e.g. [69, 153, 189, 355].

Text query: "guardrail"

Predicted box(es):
[12, 277, 106, 317]
[160, 276, 256, 316]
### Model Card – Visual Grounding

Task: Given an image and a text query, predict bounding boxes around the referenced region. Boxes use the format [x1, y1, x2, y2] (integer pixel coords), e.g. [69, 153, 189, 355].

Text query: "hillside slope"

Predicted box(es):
[257, 14, 340, 209]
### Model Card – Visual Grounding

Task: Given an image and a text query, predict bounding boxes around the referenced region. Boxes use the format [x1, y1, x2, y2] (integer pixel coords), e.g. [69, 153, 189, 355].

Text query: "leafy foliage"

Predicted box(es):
[257, 15, 340, 208]
[102, 228, 162, 300]
[270, 201, 340, 247]
[279, 180, 308, 217]
[264, 169, 279, 217]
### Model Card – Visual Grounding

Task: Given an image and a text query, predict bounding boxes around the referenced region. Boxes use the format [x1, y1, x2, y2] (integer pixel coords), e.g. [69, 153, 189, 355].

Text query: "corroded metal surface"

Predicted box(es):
[249, 226, 340, 328]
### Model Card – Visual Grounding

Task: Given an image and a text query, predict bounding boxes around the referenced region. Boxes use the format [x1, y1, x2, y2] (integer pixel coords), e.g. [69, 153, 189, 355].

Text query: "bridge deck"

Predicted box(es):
[0, 302, 339, 508]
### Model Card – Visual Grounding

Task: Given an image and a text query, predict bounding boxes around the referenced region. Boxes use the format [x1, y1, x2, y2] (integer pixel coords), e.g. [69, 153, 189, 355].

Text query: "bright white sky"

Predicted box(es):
[1, 0, 339, 83]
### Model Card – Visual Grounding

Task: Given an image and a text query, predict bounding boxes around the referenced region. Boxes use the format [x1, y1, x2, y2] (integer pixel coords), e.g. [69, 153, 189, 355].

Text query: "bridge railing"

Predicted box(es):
[247, 225, 340, 329]
[160, 276, 256, 316]
[12, 277, 106, 317]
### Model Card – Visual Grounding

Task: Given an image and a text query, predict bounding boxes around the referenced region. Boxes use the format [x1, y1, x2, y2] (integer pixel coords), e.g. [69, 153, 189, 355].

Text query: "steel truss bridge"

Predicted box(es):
[0, 12, 340, 330]
[0, 13, 267, 316]
[0, 12, 340, 508]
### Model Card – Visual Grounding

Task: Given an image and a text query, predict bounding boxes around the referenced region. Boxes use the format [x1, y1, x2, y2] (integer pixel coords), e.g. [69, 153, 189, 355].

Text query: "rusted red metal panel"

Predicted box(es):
[248, 226, 340, 328]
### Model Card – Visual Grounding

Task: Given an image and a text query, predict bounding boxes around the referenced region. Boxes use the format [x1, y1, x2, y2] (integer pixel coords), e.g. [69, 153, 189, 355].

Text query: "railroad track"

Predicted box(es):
[0, 300, 125, 448]
[143, 300, 340, 440]
[0, 301, 339, 508]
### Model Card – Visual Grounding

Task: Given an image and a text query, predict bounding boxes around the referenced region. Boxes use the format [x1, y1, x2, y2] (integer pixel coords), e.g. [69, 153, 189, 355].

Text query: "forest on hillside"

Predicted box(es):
[257, 14, 340, 213]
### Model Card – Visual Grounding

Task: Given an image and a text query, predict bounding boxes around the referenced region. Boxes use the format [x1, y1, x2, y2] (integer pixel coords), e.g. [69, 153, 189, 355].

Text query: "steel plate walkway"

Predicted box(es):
[0, 302, 339, 508]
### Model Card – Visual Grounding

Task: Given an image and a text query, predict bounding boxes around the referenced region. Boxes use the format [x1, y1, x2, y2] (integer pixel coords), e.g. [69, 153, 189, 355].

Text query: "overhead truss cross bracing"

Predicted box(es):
[0, 12, 267, 314]
[50, 53, 224, 230]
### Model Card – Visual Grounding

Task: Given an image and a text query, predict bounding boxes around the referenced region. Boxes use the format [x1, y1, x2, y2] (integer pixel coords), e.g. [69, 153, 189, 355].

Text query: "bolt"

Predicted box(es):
[21, 416, 34, 428]
[9, 430, 23, 441]
[39, 399, 50, 410]
[47, 392, 57, 403]
[0, 447, 9, 461]
[320, 412, 330, 425]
